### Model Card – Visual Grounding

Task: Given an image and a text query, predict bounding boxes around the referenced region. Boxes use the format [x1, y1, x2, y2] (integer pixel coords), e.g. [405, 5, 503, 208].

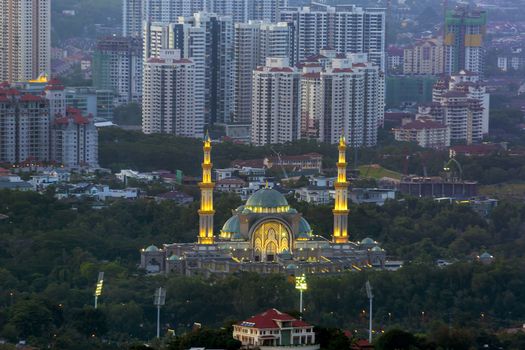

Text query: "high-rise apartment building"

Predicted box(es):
[142, 49, 203, 138]
[300, 51, 383, 147]
[251, 57, 301, 146]
[280, 4, 386, 70]
[51, 107, 99, 168]
[233, 21, 295, 124]
[179, 13, 234, 125]
[92, 36, 143, 105]
[444, 6, 487, 75]
[420, 70, 488, 144]
[0, 82, 99, 167]
[0, 0, 51, 83]
[403, 39, 445, 75]
[124, 0, 207, 37]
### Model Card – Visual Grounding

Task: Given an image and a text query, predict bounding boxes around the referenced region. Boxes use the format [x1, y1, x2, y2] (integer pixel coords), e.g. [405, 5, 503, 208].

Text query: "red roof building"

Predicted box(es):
[233, 309, 319, 349]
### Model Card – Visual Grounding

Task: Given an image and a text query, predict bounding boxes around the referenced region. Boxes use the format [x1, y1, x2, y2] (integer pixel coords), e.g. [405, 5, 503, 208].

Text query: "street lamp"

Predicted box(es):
[295, 274, 307, 320]
[94, 272, 104, 309]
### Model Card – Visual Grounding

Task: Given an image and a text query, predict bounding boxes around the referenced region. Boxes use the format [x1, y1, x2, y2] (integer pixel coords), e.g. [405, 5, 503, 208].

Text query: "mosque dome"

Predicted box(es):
[298, 217, 312, 236]
[221, 215, 240, 235]
[168, 254, 180, 261]
[371, 246, 383, 252]
[360, 237, 375, 245]
[246, 188, 289, 210]
[145, 245, 159, 252]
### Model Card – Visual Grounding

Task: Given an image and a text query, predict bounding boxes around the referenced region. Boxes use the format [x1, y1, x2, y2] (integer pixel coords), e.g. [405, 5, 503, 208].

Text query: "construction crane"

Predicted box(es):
[271, 147, 289, 180]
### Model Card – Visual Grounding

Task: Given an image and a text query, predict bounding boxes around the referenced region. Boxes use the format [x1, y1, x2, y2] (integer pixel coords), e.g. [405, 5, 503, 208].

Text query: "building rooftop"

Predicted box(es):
[239, 309, 311, 329]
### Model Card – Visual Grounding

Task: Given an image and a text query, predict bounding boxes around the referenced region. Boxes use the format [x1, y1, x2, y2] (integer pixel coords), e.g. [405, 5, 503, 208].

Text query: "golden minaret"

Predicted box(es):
[198, 132, 215, 244]
[332, 136, 350, 244]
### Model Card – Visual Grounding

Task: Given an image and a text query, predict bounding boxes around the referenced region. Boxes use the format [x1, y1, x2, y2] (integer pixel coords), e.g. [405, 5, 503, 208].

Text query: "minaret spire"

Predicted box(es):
[198, 131, 215, 244]
[332, 135, 350, 243]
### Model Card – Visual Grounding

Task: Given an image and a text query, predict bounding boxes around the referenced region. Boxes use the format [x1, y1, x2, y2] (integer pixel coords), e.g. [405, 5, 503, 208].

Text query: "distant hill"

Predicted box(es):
[52, 0, 121, 44]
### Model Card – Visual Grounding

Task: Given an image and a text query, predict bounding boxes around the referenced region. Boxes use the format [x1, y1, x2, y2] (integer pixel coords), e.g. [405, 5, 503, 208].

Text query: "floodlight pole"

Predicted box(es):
[157, 304, 161, 338]
[299, 289, 303, 320]
[369, 294, 373, 343]
[94, 295, 98, 309]
[365, 281, 373, 344]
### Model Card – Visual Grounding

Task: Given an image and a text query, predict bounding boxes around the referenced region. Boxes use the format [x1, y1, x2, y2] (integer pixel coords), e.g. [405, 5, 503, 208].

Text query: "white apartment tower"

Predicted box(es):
[300, 52, 383, 147]
[251, 57, 301, 146]
[233, 21, 294, 124]
[0, 0, 51, 83]
[92, 36, 143, 105]
[123, 0, 143, 37]
[280, 5, 386, 70]
[51, 107, 99, 168]
[142, 50, 203, 138]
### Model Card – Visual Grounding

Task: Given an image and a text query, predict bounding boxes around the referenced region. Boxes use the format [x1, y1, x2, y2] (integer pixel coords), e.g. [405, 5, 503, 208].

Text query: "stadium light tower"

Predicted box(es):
[154, 287, 167, 338]
[295, 274, 307, 320]
[366, 281, 373, 343]
[94, 272, 104, 309]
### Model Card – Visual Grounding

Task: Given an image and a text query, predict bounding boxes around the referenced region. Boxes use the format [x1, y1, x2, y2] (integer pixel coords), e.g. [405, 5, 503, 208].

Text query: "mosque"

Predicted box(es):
[140, 135, 386, 276]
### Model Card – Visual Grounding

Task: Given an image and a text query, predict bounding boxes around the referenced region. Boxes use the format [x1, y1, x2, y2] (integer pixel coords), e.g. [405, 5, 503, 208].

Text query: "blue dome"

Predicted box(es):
[360, 237, 375, 245]
[246, 188, 289, 209]
[371, 246, 383, 252]
[145, 245, 159, 252]
[221, 215, 240, 234]
[286, 263, 298, 270]
[298, 217, 312, 235]
[168, 254, 180, 260]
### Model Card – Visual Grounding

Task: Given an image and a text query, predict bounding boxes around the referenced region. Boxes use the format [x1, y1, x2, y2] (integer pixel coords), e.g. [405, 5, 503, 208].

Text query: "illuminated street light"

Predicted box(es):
[295, 274, 307, 320]
[94, 272, 104, 309]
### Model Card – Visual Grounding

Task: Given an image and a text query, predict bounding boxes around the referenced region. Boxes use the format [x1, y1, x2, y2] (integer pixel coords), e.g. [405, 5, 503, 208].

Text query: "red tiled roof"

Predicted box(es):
[20, 94, 43, 102]
[239, 309, 311, 329]
[332, 68, 354, 73]
[352, 63, 367, 68]
[302, 72, 321, 78]
[399, 118, 446, 130]
[450, 144, 501, 155]
[217, 177, 247, 185]
[270, 67, 294, 72]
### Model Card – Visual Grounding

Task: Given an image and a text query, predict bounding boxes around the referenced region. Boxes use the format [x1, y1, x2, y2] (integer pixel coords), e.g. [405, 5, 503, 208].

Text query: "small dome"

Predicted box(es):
[280, 249, 292, 259]
[360, 237, 375, 245]
[232, 232, 243, 241]
[221, 215, 240, 235]
[480, 252, 493, 259]
[235, 205, 245, 213]
[286, 263, 298, 270]
[145, 245, 159, 252]
[246, 188, 289, 209]
[288, 208, 298, 214]
[371, 246, 383, 252]
[168, 254, 180, 261]
[298, 217, 312, 235]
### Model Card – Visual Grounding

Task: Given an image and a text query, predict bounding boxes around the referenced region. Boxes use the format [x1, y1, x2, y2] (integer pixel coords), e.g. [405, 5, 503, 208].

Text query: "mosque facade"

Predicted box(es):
[140, 135, 386, 276]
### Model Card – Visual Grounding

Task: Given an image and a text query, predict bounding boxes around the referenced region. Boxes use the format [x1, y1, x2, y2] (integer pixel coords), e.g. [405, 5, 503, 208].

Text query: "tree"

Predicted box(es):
[9, 298, 54, 338]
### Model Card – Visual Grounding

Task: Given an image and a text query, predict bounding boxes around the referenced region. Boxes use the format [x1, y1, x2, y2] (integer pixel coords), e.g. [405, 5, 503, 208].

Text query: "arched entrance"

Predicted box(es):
[250, 219, 292, 262]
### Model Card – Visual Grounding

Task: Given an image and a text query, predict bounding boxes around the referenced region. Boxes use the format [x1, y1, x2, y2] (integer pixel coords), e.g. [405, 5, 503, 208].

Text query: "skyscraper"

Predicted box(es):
[123, 0, 143, 37]
[444, 6, 487, 75]
[142, 49, 203, 138]
[92, 36, 143, 105]
[0, 0, 51, 83]
[179, 13, 234, 125]
[300, 52, 384, 147]
[233, 21, 294, 124]
[251, 57, 301, 146]
[280, 4, 386, 70]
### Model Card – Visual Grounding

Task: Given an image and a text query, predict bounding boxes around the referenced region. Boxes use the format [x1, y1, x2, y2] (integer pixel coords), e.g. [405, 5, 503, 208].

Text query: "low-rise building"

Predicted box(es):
[349, 188, 396, 206]
[154, 191, 194, 205]
[216, 178, 247, 195]
[393, 117, 450, 149]
[233, 309, 319, 350]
